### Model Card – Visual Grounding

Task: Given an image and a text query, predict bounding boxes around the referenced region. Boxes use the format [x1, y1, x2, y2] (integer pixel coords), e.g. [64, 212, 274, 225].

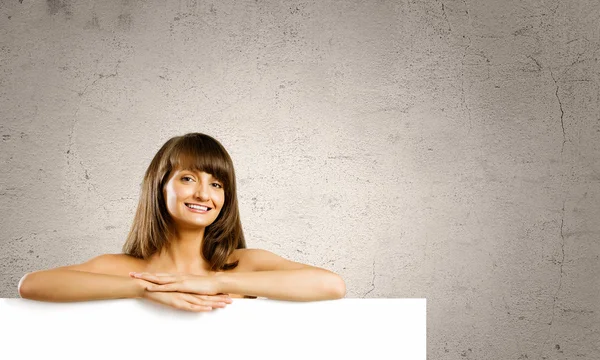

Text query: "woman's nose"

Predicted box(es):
[195, 184, 210, 200]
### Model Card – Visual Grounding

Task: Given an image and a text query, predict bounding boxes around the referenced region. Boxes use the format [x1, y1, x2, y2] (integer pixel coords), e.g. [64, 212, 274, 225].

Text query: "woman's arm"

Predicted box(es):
[216, 249, 346, 301]
[18, 254, 146, 302]
[215, 268, 346, 301]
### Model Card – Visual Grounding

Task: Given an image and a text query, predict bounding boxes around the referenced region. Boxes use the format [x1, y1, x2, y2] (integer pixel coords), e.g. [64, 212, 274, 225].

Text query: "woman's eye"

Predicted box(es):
[212, 183, 223, 189]
[182, 176, 194, 182]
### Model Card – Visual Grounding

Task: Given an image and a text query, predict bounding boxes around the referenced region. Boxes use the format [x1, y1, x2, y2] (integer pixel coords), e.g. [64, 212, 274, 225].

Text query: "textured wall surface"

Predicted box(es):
[1, 1, 599, 359]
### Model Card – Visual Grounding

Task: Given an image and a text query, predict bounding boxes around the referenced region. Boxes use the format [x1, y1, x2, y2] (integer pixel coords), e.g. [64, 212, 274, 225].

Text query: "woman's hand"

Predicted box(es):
[130, 273, 230, 312]
[130, 272, 222, 296]
[142, 290, 232, 312]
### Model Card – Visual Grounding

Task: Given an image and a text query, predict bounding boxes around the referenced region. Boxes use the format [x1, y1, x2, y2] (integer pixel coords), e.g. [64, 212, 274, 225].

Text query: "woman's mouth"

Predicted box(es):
[185, 203, 211, 213]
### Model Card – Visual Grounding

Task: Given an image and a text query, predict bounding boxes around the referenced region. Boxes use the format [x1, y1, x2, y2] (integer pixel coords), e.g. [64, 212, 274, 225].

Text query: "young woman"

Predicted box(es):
[18, 133, 346, 312]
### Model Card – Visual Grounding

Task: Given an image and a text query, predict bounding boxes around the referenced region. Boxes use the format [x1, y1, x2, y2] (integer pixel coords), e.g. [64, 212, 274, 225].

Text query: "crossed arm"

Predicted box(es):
[18, 249, 346, 305]
[131, 249, 347, 301]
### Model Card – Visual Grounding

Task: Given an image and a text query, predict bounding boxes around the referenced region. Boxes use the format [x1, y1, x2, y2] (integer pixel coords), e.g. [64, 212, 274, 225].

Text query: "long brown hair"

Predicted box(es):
[122, 133, 246, 271]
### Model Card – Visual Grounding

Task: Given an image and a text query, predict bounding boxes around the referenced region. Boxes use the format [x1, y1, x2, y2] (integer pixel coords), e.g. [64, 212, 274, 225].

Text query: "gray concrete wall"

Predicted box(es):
[1, 0, 598, 359]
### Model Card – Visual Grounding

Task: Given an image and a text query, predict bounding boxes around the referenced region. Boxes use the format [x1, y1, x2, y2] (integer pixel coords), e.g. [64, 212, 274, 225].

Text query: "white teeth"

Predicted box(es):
[187, 204, 209, 211]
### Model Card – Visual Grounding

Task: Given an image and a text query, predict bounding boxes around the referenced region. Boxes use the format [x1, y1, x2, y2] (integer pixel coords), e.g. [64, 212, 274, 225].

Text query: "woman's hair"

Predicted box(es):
[122, 132, 246, 271]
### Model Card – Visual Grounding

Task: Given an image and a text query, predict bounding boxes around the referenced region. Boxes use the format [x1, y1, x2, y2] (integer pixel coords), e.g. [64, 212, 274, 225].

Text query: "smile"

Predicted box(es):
[185, 203, 211, 213]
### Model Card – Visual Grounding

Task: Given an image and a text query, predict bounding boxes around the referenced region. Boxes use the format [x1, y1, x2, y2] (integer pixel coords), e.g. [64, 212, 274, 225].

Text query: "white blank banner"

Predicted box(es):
[0, 298, 426, 359]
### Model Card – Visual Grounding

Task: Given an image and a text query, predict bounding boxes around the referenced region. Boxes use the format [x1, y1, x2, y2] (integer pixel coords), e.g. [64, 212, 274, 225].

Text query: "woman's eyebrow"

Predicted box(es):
[179, 167, 201, 174]
[181, 169, 221, 180]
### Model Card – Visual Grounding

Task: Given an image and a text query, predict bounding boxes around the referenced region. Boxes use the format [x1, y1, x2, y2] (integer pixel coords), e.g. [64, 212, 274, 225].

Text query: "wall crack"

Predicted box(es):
[549, 69, 567, 157]
[439, 1, 452, 33]
[363, 258, 376, 297]
[460, 0, 473, 134]
[538, 199, 566, 359]
[78, 61, 121, 97]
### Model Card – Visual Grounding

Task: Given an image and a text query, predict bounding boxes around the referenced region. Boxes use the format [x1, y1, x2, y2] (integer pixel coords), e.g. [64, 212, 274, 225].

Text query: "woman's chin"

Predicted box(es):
[174, 218, 215, 229]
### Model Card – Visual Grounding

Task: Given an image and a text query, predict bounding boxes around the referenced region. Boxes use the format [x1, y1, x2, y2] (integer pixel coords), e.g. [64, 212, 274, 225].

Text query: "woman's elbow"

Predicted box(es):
[329, 274, 346, 299]
[17, 273, 31, 298]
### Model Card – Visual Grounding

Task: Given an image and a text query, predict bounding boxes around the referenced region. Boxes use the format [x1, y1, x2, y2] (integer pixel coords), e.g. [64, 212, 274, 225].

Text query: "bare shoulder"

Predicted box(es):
[57, 253, 146, 276]
[233, 248, 314, 272]
[228, 248, 252, 272]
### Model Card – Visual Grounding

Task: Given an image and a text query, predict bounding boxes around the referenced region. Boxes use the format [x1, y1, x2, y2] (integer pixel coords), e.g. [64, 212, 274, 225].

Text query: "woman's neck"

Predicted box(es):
[148, 229, 213, 274]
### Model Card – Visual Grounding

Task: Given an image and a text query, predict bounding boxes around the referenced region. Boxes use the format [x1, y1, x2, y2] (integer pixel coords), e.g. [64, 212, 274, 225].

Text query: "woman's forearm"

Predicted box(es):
[216, 269, 346, 302]
[18, 269, 145, 302]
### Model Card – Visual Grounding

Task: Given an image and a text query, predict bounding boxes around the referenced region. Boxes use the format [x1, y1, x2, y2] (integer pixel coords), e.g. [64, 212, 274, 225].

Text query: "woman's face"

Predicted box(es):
[162, 167, 225, 229]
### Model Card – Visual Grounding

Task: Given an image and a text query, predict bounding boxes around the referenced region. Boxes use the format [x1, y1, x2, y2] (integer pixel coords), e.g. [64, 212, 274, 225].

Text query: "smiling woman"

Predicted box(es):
[18, 133, 346, 311]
